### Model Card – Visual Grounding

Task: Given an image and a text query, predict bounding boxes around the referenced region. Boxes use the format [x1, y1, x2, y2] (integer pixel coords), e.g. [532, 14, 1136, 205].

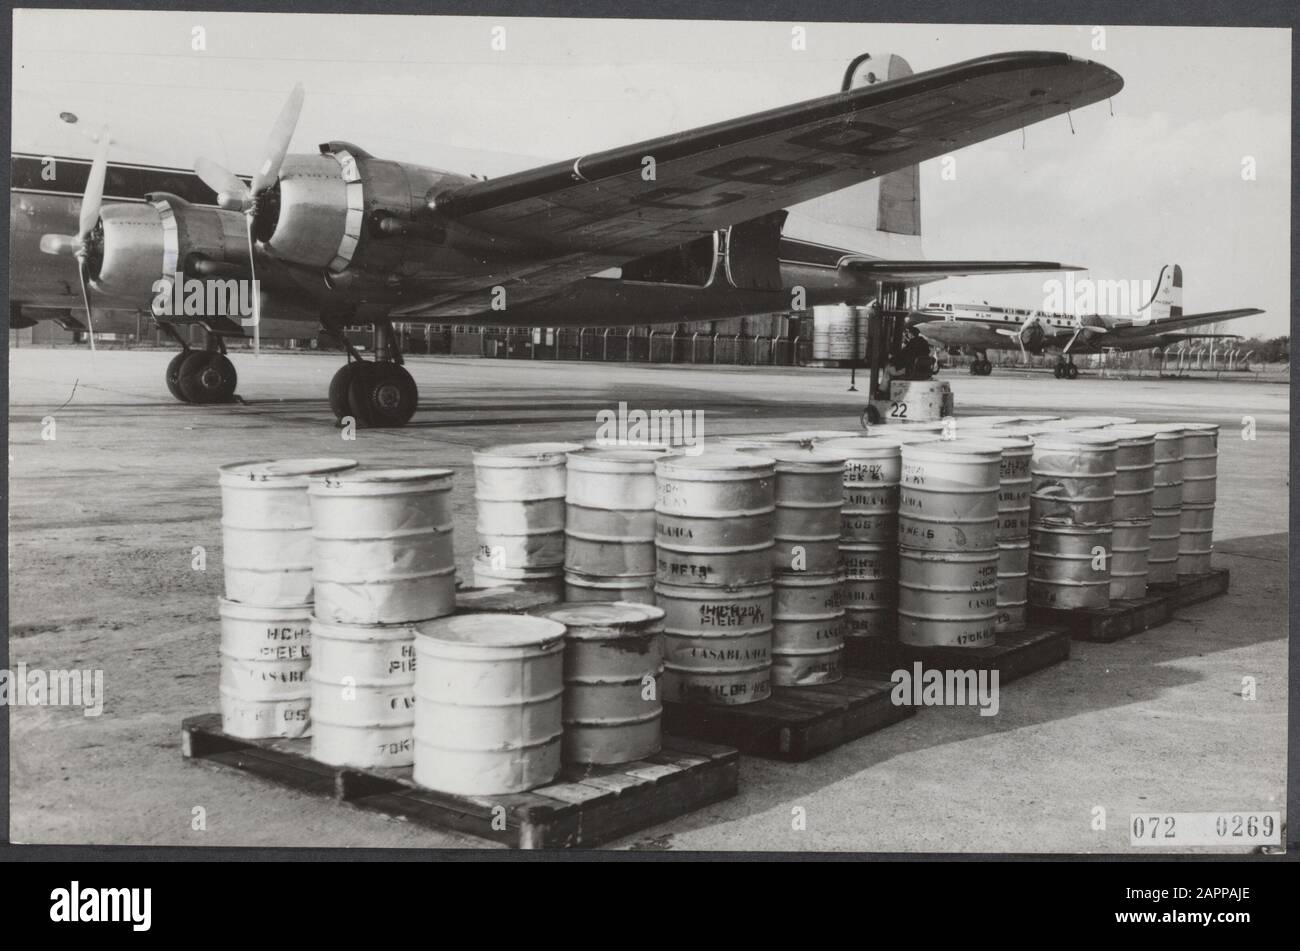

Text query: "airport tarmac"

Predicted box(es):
[6, 348, 1289, 852]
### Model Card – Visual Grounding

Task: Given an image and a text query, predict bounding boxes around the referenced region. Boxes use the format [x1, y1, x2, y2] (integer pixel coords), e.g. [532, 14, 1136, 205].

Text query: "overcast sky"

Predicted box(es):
[12, 12, 1291, 336]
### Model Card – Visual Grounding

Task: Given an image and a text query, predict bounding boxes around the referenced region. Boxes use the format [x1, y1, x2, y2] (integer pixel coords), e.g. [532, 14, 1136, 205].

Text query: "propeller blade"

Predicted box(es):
[76, 257, 96, 353]
[1063, 326, 1084, 354]
[251, 82, 304, 195]
[195, 157, 251, 210]
[245, 215, 260, 356]
[77, 125, 110, 242]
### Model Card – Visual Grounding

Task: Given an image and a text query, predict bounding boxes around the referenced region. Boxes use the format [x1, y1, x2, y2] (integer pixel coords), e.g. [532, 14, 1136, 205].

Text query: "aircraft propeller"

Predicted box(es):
[38, 124, 111, 352]
[194, 83, 305, 354]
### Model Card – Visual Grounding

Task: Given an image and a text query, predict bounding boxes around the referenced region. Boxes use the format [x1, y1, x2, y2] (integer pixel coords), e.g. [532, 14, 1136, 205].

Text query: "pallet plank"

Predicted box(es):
[1034, 568, 1229, 642]
[842, 627, 1071, 685]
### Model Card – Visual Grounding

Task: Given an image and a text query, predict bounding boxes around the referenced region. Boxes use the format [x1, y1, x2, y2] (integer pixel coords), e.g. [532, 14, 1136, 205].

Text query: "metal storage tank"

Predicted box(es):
[564, 449, 660, 604]
[771, 573, 845, 686]
[218, 599, 313, 739]
[810, 304, 868, 362]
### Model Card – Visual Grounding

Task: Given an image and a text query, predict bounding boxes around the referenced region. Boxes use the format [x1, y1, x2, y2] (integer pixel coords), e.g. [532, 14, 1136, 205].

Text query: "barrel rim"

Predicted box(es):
[415, 613, 567, 648]
[219, 457, 358, 482]
[655, 451, 776, 473]
[310, 466, 453, 487]
[528, 600, 666, 635]
[218, 597, 314, 619]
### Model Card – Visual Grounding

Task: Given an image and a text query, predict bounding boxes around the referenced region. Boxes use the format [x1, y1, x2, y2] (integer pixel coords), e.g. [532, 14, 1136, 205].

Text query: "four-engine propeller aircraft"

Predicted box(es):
[13, 50, 1124, 426]
[907, 263, 1263, 377]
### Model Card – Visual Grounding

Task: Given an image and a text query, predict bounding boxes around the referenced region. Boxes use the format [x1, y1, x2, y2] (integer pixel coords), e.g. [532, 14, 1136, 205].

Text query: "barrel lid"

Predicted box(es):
[474, 441, 583, 461]
[1160, 421, 1218, 433]
[655, 451, 774, 472]
[1097, 425, 1158, 442]
[716, 432, 804, 443]
[736, 446, 846, 467]
[902, 437, 1006, 457]
[578, 440, 676, 453]
[819, 437, 902, 455]
[415, 613, 566, 648]
[219, 457, 357, 482]
[567, 448, 665, 467]
[856, 429, 943, 445]
[312, 466, 452, 487]
[528, 601, 665, 637]
[953, 415, 1021, 426]
[1032, 431, 1119, 449]
[1053, 415, 1137, 428]
[1140, 423, 1188, 435]
[780, 430, 862, 442]
[1012, 415, 1061, 423]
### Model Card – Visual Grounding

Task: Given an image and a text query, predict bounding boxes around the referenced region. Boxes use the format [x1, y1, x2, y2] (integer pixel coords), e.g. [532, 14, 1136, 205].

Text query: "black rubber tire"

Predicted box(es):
[1067, 364, 1079, 380]
[1054, 365, 1064, 379]
[165, 351, 191, 402]
[348, 362, 419, 428]
[177, 351, 237, 404]
[328, 362, 362, 421]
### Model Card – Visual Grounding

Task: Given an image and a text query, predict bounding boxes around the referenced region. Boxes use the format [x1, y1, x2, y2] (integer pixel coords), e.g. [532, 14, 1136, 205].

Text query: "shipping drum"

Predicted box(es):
[985, 434, 1034, 541]
[1147, 509, 1182, 584]
[840, 543, 897, 638]
[1177, 502, 1215, 575]
[218, 599, 313, 739]
[565, 449, 659, 578]
[309, 618, 417, 768]
[1028, 523, 1112, 610]
[898, 439, 1002, 552]
[897, 547, 998, 647]
[529, 602, 665, 765]
[471, 560, 564, 598]
[309, 468, 456, 625]
[1146, 425, 1185, 510]
[655, 582, 772, 706]
[1179, 423, 1219, 504]
[1110, 519, 1152, 600]
[821, 438, 901, 545]
[772, 572, 845, 687]
[413, 614, 565, 794]
[1029, 433, 1117, 527]
[1098, 426, 1156, 521]
[995, 539, 1030, 634]
[219, 458, 358, 607]
[564, 572, 655, 604]
[473, 442, 582, 570]
[655, 451, 775, 515]
[737, 447, 843, 574]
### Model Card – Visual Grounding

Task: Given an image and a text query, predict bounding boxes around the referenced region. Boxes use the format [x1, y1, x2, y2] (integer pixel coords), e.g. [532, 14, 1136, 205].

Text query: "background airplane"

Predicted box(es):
[909, 263, 1262, 377]
[11, 50, 1122, 424]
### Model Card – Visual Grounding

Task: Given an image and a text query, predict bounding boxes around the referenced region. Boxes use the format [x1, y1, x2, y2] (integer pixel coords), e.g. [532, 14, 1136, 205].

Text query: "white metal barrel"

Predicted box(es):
[655, 581, 772, 706]
[1147, 508, 1182, 584]
[655, 451, 775, 515]
[218, 599, 313, 739]
[995, 539, 1030, 634]
[1028, 523, 1112, 610]
[529, 602, 665, 765]
[1097, 426, 1156, 521]
[473, 442, 582, 570]
[897, 547, 998, 647]
[737, 447, 843, 574]
[219, 458, 358, 607]
[1029, 433, 1117, 527]
[840, 542, 897, 638]
[1146, 425, 1186, 510]
[413, 614, 566, 795]
[1177, 502, 1215, 574]
[772, 572, 845, 687]
[1178, 423, 1219, 504]
[308, 468, 456, 625]
[820, 438, 901, 545]
[1110, 519, 1152, 600]
[564, 450, 659, 580]
[899, 439, 1002, 551]
[471, 560, 564, 598]
[309, 617, 418, 768]
[982, 434, 1034, 541]
[564, 572, 656, 604]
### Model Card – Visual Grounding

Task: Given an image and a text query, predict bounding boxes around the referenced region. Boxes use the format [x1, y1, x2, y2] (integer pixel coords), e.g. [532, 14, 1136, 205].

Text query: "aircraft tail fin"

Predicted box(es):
[842, 53, 921, 237]
[1143, 263, 1183, 323]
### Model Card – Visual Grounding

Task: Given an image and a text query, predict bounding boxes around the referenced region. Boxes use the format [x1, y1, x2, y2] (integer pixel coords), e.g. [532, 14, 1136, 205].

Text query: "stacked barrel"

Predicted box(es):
[737, 447, 847, 686]
[1097, 427, 1157, 599]
[564, 449, 661, 604]
[472, 442, 582, 596]
[306, 468, 457, 767]
[217, 458, 357, 739]
[1177, 423, 1219, 575]
[1144, 425, 1186, 584]
[654, 452, 775, 706]
[528, 602, 666, 764]
[985, 434, 1034, 633]
[895, 440, 1001, 646]
[821, 437, 905, 642]
[1028, 433, 1117, 609]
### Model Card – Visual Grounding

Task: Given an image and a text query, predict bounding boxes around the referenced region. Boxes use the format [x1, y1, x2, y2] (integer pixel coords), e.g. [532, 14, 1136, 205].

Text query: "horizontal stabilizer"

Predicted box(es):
[1118, 308, 1263, 335]
[839, 259, 1083, 280]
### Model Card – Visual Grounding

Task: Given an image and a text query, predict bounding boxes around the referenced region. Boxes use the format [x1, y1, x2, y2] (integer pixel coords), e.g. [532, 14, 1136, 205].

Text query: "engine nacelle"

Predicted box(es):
[1022, 319, 1047, 354]
[255, 144, 474, 278]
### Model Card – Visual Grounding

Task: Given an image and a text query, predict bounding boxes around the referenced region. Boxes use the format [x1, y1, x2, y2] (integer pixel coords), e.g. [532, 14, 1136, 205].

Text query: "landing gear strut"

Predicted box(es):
[969, 353, 993, 376]
[1053, 357, 1080, 380]
[326, 320, 419, 428]
[161, 324, 238, 404]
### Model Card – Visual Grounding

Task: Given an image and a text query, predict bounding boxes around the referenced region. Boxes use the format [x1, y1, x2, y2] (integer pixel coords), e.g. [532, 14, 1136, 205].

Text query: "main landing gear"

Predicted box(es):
[969, 353, 993, 376]
[161, 325, 238, 404]
[1053, 358, 1080, 380]
[326, 319, 419, 428]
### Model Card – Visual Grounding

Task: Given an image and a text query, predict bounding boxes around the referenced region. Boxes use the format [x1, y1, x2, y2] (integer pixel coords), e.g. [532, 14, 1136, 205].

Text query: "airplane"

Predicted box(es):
[908, 263, 1263, 378]
[11, 50, 1123, 426]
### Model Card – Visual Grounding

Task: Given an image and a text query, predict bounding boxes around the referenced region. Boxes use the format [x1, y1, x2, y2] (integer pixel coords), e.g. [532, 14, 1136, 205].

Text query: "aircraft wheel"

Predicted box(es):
[329, 362, 362, 421]
[349, 362, 419, 428]
[969, 363, 979, 375]
[1066, 364, 1079, 380]
[1053, 364, 1064, 379]
[177, 351, 237, 404]
[166, 352, 192, 403]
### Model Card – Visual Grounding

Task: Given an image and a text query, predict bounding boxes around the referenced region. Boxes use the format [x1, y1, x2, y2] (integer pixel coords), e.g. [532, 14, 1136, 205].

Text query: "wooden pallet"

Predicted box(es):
[841, 625, 1071, 685]
[181, 713, 737, 849]
[1028, 568, 1230, 642]
[661, 671, 913, 761]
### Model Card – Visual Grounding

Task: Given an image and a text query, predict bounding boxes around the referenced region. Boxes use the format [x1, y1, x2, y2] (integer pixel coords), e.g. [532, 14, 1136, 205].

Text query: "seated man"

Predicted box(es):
[884, 325, 934, 385]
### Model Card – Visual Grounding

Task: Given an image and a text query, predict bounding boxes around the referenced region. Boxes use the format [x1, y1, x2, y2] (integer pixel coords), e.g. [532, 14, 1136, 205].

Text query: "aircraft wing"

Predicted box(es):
[840, 260, 1083, 281]
[433, 52, 1122, 262]
[1154, 332, 1245, 342]
[1107, 308, 1264, 337]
